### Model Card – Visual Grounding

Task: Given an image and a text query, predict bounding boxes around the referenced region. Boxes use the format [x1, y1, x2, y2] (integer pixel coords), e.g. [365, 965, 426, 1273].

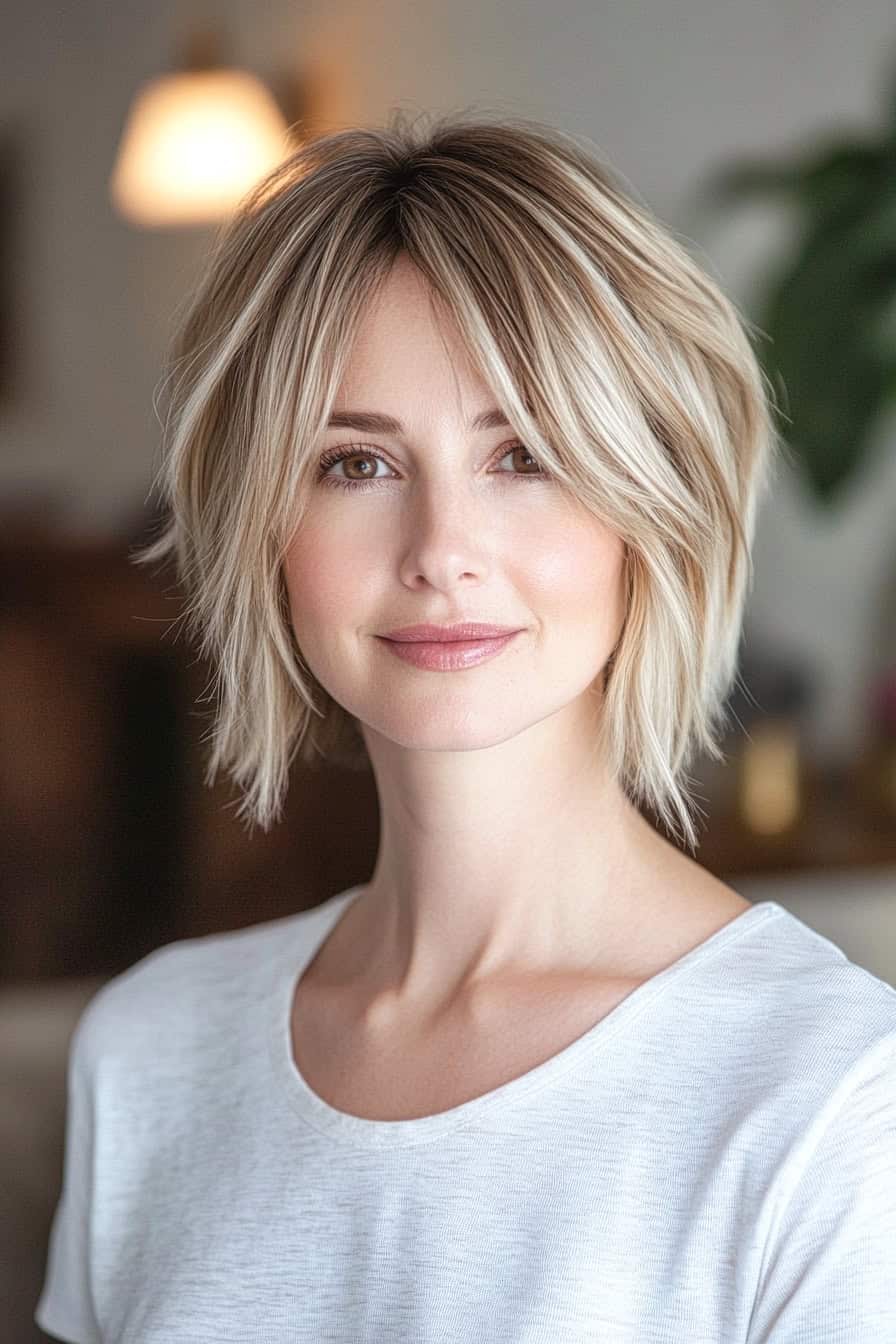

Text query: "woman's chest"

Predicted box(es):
[99, 1095, 761, 1344]
[289, 973, 643, 1121]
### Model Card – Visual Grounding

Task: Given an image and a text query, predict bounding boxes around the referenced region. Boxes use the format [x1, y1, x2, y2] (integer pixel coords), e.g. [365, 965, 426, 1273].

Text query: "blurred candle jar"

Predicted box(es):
[737, 716, 805, 835]
[723, 645, 815, 838]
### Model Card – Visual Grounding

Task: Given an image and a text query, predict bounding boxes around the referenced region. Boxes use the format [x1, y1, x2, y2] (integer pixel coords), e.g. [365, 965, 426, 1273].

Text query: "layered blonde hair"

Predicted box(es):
[134, 107, 779, 851]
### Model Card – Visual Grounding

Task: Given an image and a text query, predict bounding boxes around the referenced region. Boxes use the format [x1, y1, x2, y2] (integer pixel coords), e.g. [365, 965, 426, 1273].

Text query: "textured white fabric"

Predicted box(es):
[36, 885, 896, 1343]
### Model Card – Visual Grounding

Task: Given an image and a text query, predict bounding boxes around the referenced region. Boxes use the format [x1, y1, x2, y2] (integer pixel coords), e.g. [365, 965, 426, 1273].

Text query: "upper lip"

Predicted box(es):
[381, 623, 522, 643]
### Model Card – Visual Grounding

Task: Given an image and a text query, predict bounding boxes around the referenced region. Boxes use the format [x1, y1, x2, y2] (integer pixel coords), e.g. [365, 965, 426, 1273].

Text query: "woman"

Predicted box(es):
[37, 110, 895, 1343]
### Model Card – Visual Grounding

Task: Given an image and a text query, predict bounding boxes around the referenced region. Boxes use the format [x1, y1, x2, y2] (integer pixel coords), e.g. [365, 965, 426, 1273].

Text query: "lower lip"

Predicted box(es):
[378, 631, 521, 670]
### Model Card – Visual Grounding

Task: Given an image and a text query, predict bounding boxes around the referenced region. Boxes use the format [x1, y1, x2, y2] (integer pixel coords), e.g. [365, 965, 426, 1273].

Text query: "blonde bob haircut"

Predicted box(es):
[134, 107, 779, 853]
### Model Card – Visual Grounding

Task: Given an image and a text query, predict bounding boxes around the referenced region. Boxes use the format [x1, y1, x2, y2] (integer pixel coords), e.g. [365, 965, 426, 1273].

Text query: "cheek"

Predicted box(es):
[524, 519, 626, 620]
[281, 526, 359, 640]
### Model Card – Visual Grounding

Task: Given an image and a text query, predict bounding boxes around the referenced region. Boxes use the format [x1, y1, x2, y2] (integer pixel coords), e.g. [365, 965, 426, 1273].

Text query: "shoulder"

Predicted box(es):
[69, 906, 323, 1076]
[692, 896, 896, 1109]
[744, 900, 896, 1026]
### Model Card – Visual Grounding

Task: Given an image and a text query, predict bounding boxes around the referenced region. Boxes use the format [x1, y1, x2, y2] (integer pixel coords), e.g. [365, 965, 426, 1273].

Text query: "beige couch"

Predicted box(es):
[2, 976, 106, 1343]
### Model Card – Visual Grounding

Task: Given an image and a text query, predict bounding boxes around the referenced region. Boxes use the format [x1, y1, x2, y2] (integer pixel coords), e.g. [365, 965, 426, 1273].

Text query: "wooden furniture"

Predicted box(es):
[693, 757, 896, 879]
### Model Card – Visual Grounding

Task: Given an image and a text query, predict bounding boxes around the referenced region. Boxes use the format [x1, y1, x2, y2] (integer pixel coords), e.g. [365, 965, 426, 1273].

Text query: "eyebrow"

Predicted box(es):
[325, 407, 511, 434]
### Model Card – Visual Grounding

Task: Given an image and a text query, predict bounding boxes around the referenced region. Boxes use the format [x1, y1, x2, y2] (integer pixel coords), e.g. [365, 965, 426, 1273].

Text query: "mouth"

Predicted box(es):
[376, 629, 521, 670]
[381, 623, 523, 643]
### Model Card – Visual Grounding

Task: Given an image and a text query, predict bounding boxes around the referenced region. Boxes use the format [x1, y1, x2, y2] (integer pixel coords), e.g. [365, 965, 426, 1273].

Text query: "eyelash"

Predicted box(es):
[317, 442, 549, 493]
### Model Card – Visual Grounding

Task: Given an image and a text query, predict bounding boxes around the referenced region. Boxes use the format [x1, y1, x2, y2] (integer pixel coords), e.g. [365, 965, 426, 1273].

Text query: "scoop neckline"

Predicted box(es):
[266, 884, 784, 1149]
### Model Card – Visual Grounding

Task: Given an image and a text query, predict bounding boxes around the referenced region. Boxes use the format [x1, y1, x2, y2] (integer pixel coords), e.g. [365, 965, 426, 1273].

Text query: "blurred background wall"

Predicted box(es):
[2, 4, 896, 1337]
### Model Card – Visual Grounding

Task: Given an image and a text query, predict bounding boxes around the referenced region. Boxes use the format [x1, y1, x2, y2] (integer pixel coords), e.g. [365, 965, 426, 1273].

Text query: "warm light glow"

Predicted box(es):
[109, 68, 292, 227]
[738, 721, 802, 835]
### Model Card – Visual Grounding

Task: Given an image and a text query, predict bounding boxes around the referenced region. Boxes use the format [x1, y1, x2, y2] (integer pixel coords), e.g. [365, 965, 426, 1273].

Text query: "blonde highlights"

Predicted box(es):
[134, 107, 779, 851]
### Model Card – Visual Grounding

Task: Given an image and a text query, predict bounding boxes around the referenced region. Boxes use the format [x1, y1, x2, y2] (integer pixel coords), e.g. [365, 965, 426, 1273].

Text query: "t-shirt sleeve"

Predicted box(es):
[34, 1004, 103, 1344]
[746, 1032, 896, 1343]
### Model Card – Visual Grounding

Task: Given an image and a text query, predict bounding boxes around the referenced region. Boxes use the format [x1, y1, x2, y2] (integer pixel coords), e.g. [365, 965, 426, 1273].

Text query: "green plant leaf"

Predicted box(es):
[699, 115, 896, 505]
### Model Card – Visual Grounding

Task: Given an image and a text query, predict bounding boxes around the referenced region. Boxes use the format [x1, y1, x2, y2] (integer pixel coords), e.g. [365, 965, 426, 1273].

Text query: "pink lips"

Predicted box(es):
[377, 629, 521, 670]
[382, 623, 521, 642]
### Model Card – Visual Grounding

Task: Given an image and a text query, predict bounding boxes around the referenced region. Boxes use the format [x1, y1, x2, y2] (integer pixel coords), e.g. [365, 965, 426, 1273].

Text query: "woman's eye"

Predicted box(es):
[317, 447, 392, 490]
[497, 444, 543, 475]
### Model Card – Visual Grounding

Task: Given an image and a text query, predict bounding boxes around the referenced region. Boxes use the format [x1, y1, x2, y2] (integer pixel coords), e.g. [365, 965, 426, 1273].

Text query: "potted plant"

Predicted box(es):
[694, 57, 896, 505]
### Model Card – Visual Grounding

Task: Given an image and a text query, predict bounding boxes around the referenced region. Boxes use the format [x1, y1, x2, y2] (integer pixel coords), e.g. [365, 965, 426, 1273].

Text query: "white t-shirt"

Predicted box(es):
[36, 886, 896, 1343]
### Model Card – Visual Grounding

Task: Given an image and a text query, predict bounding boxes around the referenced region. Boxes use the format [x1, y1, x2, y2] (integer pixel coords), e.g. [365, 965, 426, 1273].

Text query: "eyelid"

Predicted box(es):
[321, 442, 394, 472]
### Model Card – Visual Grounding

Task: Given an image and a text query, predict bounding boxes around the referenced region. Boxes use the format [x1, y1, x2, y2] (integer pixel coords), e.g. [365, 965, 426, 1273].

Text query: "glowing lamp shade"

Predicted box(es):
[109, 68, 291, 227]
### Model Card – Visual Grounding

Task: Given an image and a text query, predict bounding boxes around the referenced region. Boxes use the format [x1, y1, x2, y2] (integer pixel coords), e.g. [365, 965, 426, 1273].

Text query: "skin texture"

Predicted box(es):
[281, 253, 748, 1115]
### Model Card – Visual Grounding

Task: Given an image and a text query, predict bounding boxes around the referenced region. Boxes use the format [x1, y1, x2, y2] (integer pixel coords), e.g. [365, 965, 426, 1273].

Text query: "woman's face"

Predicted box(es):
[281, 253, 627, 756]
